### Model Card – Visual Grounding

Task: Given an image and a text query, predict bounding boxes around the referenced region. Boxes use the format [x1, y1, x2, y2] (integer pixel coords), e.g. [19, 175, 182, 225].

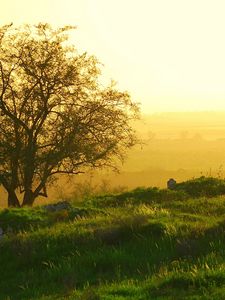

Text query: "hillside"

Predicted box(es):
[1, 177, 225, 299]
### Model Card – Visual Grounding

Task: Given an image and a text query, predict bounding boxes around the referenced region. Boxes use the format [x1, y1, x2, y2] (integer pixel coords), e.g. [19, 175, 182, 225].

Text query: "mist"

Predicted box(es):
[39, 111, 225, 203]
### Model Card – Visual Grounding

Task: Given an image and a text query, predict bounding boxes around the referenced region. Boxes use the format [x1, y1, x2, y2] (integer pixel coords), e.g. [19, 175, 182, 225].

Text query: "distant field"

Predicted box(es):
[1, 112, 225, 207]
[95, 111, 225, 188]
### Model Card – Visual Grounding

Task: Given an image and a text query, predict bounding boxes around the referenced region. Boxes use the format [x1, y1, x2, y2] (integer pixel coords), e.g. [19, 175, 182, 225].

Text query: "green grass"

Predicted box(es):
[1, 177, 225, 299]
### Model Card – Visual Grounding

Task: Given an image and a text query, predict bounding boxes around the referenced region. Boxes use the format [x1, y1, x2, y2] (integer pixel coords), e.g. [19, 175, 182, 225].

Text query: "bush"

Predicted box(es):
[174, 176, 225, 198]
[0, 207, 46, 232]
[89, 187, 188, 207]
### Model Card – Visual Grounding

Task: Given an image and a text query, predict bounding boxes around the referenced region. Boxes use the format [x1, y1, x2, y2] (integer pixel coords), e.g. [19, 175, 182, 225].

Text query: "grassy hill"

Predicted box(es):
[1, 177, 225, 299]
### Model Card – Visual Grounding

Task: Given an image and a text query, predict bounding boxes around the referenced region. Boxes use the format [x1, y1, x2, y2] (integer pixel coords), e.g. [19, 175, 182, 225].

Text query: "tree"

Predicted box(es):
[0, 23, 139, 207]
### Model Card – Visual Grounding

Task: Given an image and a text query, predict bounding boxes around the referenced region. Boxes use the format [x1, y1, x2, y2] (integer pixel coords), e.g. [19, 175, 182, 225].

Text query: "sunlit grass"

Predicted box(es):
[1, 179, 225, 299]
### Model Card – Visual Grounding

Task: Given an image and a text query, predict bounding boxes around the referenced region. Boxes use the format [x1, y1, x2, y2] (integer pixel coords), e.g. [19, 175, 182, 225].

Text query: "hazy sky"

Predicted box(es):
[1, 0, 225, 112]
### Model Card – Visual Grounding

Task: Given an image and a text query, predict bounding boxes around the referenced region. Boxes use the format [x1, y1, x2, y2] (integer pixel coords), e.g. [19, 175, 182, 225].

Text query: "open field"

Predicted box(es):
[1, 177, 225, 299]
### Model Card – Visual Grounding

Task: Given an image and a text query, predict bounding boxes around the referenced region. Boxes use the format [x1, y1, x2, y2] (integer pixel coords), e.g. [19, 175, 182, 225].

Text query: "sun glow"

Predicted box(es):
[2, 0, 225, 112]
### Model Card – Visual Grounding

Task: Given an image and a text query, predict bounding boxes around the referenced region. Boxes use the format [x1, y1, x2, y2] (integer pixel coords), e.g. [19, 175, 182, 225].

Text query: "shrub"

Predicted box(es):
[89, 187, 188, 207]
[174, 176, 225, 198]
[0, 207, 46, 232]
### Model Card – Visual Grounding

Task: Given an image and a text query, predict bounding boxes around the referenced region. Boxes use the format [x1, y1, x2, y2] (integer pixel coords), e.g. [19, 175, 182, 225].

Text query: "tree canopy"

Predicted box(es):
[0, 23, 139, 207]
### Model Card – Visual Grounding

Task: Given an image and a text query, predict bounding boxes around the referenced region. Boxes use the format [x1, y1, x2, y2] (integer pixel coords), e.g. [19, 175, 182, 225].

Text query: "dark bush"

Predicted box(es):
[174, 176, 225, 198]
[89, 187, 188, 207]
[0, 207, 46, 232]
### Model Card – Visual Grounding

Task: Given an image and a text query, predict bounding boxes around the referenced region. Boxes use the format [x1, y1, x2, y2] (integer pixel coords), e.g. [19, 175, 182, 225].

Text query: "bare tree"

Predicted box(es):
[0, 23, 139, 207]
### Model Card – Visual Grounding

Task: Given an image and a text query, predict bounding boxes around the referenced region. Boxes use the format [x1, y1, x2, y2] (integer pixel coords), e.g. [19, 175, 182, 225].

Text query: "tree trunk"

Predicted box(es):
[22, 189, 35, 206]
[8, 190, 20, 207]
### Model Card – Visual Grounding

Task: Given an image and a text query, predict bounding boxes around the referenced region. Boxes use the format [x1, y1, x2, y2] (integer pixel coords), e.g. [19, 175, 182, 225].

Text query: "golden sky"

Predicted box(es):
[1, 0, 225, 112]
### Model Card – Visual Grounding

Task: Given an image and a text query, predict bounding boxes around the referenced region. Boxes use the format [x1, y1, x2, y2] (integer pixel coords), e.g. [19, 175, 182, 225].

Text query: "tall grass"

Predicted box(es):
[1, 177, 225, 299]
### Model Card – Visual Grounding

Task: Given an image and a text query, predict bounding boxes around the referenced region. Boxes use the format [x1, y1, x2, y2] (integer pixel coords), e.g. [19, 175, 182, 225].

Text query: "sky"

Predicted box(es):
[1, 0, 225, 113]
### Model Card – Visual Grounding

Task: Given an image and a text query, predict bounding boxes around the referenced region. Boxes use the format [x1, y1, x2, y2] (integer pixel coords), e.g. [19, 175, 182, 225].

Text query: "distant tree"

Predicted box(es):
[0, 23, 139, 207]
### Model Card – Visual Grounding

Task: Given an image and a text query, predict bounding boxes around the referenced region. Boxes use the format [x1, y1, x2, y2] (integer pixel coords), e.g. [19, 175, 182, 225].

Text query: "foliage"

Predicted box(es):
[174, 176, 225, 197]
[0, 207, 46, 232]
[0, 23, 139, 207]
[0, 205, 95, 233]
[87, 186, 188, 207]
